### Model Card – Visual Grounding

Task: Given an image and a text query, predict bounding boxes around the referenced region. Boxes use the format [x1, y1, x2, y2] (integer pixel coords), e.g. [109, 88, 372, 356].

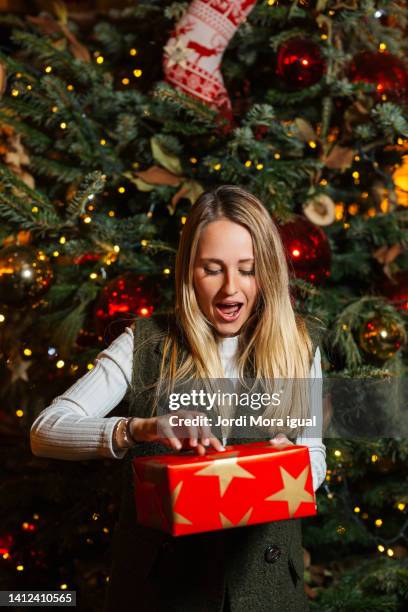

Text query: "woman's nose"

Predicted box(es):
[223, 270, 238, 294]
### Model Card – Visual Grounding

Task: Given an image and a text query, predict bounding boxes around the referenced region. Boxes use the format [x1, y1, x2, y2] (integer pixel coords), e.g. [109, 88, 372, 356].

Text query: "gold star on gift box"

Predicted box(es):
[265, 465, 314, 518]
[219, 507, 253, 528]
[134, 463, 193, 529]
[195, 454, 255, 496]
[171, 481, 192, 525]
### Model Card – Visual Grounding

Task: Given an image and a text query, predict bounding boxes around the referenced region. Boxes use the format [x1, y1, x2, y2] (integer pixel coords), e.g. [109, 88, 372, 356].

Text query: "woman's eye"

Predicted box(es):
[204, 268, 221, 275]
[204, 268, 255, 276]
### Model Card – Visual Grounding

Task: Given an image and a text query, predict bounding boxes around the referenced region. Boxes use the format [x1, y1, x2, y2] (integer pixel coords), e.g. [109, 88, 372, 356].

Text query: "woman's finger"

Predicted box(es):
[200, 420, 213, 447]
[269, 434, 293, 448]
[209, 435, 225, 452]
[159, 418, 182, 450]
[186, 421, 198, 447]
[195, 442, 207, 456]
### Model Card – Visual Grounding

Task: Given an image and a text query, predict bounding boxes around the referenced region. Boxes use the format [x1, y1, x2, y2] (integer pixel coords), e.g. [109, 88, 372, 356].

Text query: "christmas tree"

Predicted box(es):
[0, 1, 407, 609]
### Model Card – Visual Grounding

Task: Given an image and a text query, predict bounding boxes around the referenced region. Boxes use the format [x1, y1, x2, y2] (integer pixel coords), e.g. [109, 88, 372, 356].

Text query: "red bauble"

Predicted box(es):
[381, 271, 408, 312]
[94, 273, 161, 340]
[0, 533, 14, 556]
[348, 52, 408, 102]
[73, 252, 102, 265]
[278, 216, 331, 285]
[254, 125, 269, 140]
[276, 38, 325, 90]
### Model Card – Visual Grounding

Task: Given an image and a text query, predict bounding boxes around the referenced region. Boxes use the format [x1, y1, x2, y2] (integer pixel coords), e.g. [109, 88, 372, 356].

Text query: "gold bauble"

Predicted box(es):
[359, 316, 405, 360]
[0, 245, 53, 305]
[392, 156, 408, 207]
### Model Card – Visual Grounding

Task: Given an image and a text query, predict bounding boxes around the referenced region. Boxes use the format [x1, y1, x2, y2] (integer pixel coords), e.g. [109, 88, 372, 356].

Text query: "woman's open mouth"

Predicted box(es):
[215, 302, 243, 322]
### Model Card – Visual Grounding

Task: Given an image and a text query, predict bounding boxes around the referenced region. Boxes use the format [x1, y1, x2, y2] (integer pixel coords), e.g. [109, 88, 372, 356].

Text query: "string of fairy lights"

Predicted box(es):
[1, 509, 114, 588]
[1, 42, 175, 375]
[323, 447, 408, 558]
[2, 39, 407, 384]
[8, 28, 408, 234]
[2, 32, 406, 366]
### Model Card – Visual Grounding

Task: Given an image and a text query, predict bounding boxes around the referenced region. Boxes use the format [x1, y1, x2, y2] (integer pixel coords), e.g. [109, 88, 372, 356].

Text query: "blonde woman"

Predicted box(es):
[31, 185, 326, 612]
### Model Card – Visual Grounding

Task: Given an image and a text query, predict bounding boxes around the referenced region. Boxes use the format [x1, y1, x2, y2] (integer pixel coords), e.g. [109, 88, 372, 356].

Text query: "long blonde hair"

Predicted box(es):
[135, 185, 314, 437]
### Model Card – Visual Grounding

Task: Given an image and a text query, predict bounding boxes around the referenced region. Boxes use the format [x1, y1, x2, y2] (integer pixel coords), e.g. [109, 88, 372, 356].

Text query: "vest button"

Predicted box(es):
[264, 544, 281, 563]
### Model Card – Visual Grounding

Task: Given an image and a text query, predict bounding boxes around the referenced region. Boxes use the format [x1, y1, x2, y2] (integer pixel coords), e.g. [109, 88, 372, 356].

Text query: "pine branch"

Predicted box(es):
[39, 282, 101, 356]
[10, 30, 100, 86]
[251, 3, 304, 26]
[0, 163, 62, 234]
[42, 282, 79, 309]
[151, 82, 219, 129]
[0, 94, 55, 128]
[347, 212, 407, 247]
[0, 109, 52, 152]
[28, 155, 83, 183]
[265, 82, 324, 105]
[65, 171, 106, 219]
[269, 28, 318, 52]
[371, 103, 408, 139]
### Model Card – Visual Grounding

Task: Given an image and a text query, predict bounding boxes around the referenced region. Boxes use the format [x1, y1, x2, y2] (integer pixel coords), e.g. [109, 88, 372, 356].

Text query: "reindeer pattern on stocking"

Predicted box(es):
[163, 0, 257, 119]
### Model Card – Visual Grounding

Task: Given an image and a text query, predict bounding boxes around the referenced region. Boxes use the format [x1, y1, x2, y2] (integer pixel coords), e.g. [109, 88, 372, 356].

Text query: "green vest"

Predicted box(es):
[104, 312, 317, 612]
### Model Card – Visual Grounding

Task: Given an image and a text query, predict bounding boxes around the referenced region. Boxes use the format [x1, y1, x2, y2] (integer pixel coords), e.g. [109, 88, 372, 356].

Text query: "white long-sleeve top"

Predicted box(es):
[30, 327, 327, 491]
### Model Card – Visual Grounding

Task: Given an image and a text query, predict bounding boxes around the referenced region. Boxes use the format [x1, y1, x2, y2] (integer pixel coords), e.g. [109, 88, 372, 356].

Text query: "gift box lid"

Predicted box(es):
[133, 440, 310, 468]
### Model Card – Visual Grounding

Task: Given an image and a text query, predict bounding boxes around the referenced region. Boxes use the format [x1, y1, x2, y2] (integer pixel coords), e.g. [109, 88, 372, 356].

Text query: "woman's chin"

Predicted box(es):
[211, 316, 245, 337]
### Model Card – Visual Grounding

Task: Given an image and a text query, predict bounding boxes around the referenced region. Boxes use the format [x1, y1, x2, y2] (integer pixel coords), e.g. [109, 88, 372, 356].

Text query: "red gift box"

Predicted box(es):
[132, 441, 317, 536]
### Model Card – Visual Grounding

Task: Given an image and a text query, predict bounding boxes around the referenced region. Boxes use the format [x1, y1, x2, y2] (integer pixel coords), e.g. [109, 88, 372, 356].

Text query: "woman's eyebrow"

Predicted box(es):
[199, 257, 254, 264]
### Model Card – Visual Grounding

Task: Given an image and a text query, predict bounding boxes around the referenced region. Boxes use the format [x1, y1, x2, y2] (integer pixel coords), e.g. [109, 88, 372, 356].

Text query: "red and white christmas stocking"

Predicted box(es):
[163, 0, 257, 124]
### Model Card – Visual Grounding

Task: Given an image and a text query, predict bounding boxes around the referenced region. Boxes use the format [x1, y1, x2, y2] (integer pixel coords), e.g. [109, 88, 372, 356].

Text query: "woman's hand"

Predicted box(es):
[129, 411, 225, 456]
[269, 433, 294, 449]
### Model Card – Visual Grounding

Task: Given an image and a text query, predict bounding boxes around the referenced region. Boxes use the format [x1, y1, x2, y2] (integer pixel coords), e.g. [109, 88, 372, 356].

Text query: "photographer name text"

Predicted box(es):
[168, 414, 316, 428]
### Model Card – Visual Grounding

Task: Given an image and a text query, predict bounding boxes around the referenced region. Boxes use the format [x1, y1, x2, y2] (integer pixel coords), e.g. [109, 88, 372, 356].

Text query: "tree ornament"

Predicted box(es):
[73, 253, 103, 265]
[163, 0, 258, 125]
[276, 38, 325, 90]
[253, 124, 269, 141]
[94, 272, 161, 339]
[0, 245, 53, 305]
[392, 155, 408, 207]
[6, 353, 32, 383]
[303, 193, 336, 226]
[0, 533, 13, 556]
[278, 215, 331, 284]
[348, 52, 408, 102]
[359, 316, 405, 360]
[381, 271, 408, 312]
